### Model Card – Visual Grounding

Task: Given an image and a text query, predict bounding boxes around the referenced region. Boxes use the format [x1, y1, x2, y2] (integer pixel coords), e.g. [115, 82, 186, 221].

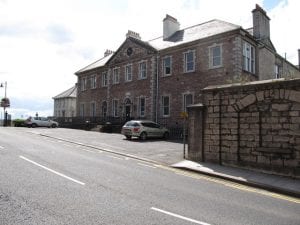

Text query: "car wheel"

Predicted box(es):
[139, 132, 147, 140]
[163, 132, 170, 139]
[51, 124, 57, 128]
[125, 135, 132, 140]
[31, 123, 37, 128]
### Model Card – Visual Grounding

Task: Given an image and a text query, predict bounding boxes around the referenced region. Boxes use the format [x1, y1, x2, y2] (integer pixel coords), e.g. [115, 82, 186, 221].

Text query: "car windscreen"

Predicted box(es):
[125, 122, 140, 127]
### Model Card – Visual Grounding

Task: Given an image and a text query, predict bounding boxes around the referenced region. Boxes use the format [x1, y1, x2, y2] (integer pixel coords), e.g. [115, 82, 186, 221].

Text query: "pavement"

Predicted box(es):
[34, 128, 300, 198]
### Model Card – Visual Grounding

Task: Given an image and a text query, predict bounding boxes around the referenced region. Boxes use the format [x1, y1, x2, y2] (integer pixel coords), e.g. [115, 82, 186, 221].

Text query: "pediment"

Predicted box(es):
[107, 37, 157, 65]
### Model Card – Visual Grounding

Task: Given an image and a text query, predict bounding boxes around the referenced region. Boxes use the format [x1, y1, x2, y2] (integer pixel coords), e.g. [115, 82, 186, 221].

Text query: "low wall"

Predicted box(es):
[187, 78, 300, 178]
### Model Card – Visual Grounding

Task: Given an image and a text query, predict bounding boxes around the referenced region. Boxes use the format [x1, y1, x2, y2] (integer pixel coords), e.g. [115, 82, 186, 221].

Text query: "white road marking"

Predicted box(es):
[151, 207, 211, 225]
[80, 148, 95, 153]
[137, 163, 156, 169]
[0, 145, 4, 149]
[99, 143, 125, 150]
[63, 144, 73, 148]
[106, 155, 123, 160]
[19, 156, 85, 186]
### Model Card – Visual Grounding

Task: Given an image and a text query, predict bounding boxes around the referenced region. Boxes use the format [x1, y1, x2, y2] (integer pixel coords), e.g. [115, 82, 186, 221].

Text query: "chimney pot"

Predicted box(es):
[104, 49, 113, 57]
[126, 30, 141, 40]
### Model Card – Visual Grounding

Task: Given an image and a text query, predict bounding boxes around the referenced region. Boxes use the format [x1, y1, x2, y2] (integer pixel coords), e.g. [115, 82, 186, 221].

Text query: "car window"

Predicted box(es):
[153, 123, 161, 128]
[125, 122, 140, 127]
[141, 122, 156, 128]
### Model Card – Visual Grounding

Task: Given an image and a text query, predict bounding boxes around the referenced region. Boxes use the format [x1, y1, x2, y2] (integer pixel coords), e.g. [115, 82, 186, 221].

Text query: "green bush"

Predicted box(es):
[13, 119, 26, 127]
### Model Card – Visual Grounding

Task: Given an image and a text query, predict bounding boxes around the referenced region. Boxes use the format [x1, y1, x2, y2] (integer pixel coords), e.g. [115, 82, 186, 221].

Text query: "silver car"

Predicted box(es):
[121, 120, 169, 140]
[25, 117, 59, 128]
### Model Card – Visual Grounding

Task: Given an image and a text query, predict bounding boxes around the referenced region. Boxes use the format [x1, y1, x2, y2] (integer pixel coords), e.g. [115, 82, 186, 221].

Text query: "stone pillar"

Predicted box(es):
[187, 104, 205, 161]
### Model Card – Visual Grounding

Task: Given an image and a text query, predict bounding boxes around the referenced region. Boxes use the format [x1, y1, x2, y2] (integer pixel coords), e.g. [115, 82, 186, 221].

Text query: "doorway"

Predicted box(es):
[124, 98, 131, 121]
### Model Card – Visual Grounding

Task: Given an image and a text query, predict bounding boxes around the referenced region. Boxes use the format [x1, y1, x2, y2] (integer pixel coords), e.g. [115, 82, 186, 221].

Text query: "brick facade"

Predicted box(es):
[187, 79, 300, 178]
[74, 5, 300, 131]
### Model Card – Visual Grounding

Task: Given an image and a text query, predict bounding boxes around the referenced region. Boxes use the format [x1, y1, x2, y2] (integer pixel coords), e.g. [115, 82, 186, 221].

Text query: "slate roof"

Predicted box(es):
[75, 53, 113, 74]
[53, 86, 77, 99]
[76, 19, 241, 74]
[148, 19, 241, 50]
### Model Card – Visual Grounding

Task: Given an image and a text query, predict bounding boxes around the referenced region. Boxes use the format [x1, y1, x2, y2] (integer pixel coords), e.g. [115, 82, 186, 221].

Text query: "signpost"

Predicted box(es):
[0, 82, 9, 126]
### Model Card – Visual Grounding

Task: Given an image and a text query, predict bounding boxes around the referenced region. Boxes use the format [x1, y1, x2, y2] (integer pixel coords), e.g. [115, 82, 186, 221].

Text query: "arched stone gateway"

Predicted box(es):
[235, 90, 300, 171]
[187, 79, 300, 178]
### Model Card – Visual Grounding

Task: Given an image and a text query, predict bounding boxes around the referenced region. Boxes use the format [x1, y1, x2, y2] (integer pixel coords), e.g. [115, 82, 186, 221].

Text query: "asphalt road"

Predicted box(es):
[0, 127, 299, 225]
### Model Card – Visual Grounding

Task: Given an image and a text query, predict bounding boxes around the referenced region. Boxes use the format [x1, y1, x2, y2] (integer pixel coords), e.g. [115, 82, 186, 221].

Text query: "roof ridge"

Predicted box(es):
[147, 19, 240, 43]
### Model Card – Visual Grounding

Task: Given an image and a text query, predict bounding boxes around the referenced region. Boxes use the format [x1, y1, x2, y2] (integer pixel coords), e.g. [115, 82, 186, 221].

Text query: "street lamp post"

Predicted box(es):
[0, 81, 8, 126]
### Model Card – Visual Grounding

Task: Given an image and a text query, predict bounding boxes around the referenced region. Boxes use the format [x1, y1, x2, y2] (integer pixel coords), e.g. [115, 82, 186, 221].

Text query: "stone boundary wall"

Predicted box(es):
[187, 78, 300, 178]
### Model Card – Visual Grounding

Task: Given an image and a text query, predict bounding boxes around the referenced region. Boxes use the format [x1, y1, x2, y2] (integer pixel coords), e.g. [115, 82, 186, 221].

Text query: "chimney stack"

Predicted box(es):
[163, 14, 180, 40]
[104, 49, 113, 57]
[126, 30, 141, 40]
[252, 4, 270, 41]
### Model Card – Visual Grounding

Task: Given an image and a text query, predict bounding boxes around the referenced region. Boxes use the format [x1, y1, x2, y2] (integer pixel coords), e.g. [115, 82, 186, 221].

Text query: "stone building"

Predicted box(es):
[75, 5, 300, 129]
[53, 86, 77, 118]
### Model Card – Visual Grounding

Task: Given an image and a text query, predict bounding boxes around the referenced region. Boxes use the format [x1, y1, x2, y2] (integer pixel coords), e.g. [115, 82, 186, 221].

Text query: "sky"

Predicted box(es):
[0, 0, 299, 119]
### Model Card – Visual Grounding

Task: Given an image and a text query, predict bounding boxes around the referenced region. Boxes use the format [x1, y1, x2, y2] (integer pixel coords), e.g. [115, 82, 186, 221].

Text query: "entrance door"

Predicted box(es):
[124, 98, 131, 121]
[125, 105, 131, 121]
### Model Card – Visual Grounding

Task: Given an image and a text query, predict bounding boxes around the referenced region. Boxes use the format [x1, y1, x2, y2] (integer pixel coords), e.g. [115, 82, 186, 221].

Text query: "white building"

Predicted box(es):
[53, 86, 77, 118]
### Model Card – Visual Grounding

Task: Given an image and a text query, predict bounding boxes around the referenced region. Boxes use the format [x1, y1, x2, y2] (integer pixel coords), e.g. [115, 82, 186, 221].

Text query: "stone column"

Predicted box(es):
[187, 104, 205, 161]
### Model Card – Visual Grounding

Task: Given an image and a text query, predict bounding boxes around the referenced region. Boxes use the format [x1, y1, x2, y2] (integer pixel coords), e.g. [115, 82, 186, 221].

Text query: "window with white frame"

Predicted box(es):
[90, 75, 97, 89]
[183, 94, 193, 112]
[112, 99, 118, 117]
[102, 71, 108, 87]
[243, 42, 255, 74]
[162, 56, 172, 76]
[90, 102, 96, 117]
[81, 77, 87, 91]
[125, 64, 132, 82]
[184, 50, 195, 73]
[209, 45, 222, 68]
[139, 97, 146, 117]
[113, 67, 120, 84]
[161, 95, 170, 117]
[79, 103, 85, 117]
[139, 61, 147, 79]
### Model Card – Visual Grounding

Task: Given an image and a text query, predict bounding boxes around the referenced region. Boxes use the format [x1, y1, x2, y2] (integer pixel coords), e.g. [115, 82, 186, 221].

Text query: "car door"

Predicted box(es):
[141, 122, 155, 137]
[148, 122, 162, 137]
[152, 122, 164, 137]
[41, 117, 49, 127]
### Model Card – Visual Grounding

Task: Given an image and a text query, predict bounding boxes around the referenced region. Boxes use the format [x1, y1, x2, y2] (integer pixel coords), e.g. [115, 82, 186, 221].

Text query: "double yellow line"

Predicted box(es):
[157, 165, 300, 204]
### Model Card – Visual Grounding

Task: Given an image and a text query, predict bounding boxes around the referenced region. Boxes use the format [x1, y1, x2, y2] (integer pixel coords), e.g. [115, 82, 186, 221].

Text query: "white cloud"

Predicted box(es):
[0, 0, 299, 119]
[269, 0, 300, 64]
